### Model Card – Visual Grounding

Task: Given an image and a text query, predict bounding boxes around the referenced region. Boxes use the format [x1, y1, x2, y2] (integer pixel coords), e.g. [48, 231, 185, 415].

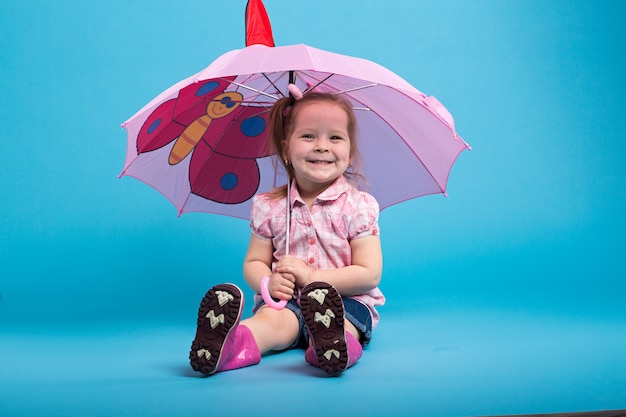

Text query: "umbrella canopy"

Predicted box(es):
[120, 1, 469, 219]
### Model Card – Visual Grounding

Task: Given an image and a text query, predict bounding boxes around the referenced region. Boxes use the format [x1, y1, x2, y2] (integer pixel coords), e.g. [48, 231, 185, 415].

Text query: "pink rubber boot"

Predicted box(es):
[189, 284, 261, 375]
[301, 281, 363, 376]
[304, 331, 363, 374]
[215, 324, 260, 372]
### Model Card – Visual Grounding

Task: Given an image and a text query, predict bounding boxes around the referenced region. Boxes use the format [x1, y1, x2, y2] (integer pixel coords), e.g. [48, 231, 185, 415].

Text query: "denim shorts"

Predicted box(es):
[254, 296, 373, 350]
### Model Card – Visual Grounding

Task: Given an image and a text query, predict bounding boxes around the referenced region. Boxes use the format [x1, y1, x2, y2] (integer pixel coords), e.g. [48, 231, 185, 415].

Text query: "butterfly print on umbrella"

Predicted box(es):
[136, 77, 272, 204]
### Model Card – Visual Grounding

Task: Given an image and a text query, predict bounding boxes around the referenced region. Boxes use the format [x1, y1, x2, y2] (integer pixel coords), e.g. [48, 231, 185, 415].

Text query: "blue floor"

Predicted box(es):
[2, 303, 625, 417]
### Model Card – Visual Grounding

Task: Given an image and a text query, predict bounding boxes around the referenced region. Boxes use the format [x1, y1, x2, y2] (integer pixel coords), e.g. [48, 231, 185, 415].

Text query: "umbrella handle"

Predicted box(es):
[261, 276, 288, 310]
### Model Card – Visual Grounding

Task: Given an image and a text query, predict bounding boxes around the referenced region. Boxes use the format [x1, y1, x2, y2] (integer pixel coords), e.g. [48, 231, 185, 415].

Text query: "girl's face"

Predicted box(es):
[283, 100, 352, 196]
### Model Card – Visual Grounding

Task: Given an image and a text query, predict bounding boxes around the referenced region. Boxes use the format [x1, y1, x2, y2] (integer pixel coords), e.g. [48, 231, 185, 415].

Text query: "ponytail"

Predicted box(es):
[268, 96, 296, 190]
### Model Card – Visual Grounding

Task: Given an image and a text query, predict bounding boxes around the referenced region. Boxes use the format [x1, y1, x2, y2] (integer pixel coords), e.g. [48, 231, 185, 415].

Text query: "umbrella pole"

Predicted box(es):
[285, 70, 295, 257]
[285, 179, 291, 256]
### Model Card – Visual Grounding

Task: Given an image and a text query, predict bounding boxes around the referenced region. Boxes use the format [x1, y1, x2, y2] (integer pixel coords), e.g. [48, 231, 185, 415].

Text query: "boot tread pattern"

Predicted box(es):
[189, 284, 242, 375]
[301, 282, 348, 376]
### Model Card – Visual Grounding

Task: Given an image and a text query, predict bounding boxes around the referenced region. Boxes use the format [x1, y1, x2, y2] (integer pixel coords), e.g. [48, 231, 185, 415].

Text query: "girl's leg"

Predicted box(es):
[240, 305, 300, 353]
[300, 282, 363, 376]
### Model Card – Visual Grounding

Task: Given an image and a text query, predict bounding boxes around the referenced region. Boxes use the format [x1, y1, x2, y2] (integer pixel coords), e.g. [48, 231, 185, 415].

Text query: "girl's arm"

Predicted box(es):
[276, 234, 382, 297]
[243, 234, 295, 300]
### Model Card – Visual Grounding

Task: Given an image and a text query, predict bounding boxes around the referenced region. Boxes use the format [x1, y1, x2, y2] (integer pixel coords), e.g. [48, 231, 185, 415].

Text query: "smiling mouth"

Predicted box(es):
[307, 160, 333, 164]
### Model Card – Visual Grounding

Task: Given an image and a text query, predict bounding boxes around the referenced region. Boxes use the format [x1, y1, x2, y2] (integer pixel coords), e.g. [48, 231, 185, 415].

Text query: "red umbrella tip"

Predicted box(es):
[245, 0, 274, 47]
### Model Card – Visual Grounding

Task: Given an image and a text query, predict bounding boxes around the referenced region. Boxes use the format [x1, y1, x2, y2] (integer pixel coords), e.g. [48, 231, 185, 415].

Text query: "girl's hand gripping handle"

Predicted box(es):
[261, 276, 288, 310]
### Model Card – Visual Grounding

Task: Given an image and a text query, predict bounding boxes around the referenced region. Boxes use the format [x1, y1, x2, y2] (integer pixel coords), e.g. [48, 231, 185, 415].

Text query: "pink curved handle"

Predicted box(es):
[261, 276, 288, 310]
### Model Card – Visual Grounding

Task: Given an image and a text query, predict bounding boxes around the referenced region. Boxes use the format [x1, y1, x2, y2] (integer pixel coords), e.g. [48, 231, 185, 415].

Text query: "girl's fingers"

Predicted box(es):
[270, 275, 295, 298]
[277, 270, 296, 283]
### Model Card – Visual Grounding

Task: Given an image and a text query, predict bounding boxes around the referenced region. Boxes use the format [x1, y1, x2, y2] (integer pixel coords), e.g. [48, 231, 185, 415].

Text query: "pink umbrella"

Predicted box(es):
[120, 0, 469, 219]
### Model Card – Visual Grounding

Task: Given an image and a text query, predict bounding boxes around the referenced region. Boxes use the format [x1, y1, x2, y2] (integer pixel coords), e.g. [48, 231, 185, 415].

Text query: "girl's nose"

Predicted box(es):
[314, 138, 330, 152]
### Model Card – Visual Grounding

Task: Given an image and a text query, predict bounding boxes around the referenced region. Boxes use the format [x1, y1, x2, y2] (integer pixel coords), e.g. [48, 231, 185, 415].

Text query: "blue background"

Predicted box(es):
[1, 1, 625, 416]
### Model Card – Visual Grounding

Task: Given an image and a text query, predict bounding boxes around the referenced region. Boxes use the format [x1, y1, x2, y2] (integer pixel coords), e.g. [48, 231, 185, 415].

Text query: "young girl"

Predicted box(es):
[189, 88, 384, 376]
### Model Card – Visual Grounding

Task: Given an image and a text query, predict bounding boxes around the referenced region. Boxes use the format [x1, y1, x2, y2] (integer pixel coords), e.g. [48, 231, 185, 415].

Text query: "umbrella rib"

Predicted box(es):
[338, 86, 375, 110]
[227, 79, 281, 100]
[332, 83, 379, 96]
[305, 73, 335, 93]
[302, 75, 375, 111]
[261, 73, 287, 98]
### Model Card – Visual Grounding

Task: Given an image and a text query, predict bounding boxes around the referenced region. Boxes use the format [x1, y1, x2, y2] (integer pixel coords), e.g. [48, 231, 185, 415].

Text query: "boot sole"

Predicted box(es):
[189, 284, 243, 375]
[301, 282, 348, 376]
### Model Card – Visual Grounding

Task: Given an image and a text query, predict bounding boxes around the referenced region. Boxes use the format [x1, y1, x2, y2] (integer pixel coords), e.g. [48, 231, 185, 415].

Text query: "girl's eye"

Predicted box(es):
[330, 135, 343, 141]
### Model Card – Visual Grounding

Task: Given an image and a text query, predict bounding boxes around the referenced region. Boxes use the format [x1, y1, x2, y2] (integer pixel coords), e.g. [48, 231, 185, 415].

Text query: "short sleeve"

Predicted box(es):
[348, 192, 380, 240]
[250, 194, 273, 240]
